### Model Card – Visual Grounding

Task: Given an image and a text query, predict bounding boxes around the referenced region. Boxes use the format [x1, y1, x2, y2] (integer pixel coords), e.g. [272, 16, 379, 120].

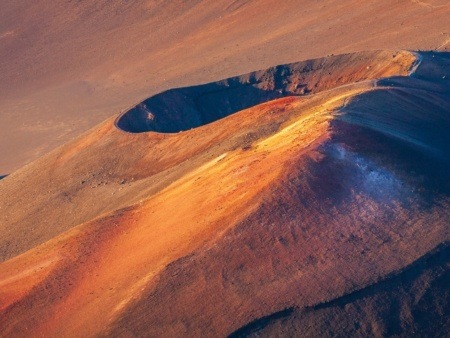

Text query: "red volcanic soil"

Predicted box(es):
[1, 0, 450, 173]
[0, 50, 449, 336]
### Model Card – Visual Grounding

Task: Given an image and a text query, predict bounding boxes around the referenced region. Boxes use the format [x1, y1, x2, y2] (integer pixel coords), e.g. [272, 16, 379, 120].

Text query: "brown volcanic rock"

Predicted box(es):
[0, 50, 449, 336]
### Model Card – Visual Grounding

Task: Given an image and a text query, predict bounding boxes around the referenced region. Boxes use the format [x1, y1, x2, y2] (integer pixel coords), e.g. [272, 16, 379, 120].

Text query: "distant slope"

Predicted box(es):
[1, 0, 450, 173]
[0, 51, 449, 336]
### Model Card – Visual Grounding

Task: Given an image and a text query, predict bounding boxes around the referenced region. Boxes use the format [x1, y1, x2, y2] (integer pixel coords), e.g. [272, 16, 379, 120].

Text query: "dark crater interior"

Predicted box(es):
[116, 51, 414, 133]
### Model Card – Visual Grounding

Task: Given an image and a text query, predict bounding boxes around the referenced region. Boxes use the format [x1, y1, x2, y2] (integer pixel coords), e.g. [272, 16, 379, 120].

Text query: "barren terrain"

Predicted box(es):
[1, 0, 450, 173]
[0, 1, 449, 337]
[1, 49, 449, 336]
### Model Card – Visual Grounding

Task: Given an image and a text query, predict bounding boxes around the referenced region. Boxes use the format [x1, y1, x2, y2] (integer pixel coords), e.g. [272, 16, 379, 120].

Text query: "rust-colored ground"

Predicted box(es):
[1, 1, 450, 337]
[0, 49, 449, 336]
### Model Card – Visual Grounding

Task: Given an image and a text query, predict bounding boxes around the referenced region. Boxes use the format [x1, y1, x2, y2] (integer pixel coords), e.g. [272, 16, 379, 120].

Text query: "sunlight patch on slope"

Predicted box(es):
[256, 89, 366, 152]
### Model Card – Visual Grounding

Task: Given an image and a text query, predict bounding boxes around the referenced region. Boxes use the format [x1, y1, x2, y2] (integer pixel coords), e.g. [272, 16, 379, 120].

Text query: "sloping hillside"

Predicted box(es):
[0, 50, 448, 336]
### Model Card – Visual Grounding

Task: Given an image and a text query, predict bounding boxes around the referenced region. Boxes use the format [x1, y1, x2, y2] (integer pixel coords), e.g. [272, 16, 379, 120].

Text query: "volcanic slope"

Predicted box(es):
[1, 0, 450, 173]
[0, 50, 449, 336]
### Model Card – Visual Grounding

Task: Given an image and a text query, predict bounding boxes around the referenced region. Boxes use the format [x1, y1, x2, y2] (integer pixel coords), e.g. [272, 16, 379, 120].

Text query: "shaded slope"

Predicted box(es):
[230, 243, 449, 337]
[0, 51, 449, 336]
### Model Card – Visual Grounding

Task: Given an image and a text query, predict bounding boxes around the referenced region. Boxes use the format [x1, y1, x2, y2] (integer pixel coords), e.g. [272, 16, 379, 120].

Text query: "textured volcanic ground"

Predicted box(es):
[1, 0, 450, 173]
[0, 50, 449, 336]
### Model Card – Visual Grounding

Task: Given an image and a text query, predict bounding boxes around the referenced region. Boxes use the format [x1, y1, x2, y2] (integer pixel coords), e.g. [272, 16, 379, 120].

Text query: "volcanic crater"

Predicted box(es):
[0, 50, 449, 337]
[116, 50, 417, 133]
